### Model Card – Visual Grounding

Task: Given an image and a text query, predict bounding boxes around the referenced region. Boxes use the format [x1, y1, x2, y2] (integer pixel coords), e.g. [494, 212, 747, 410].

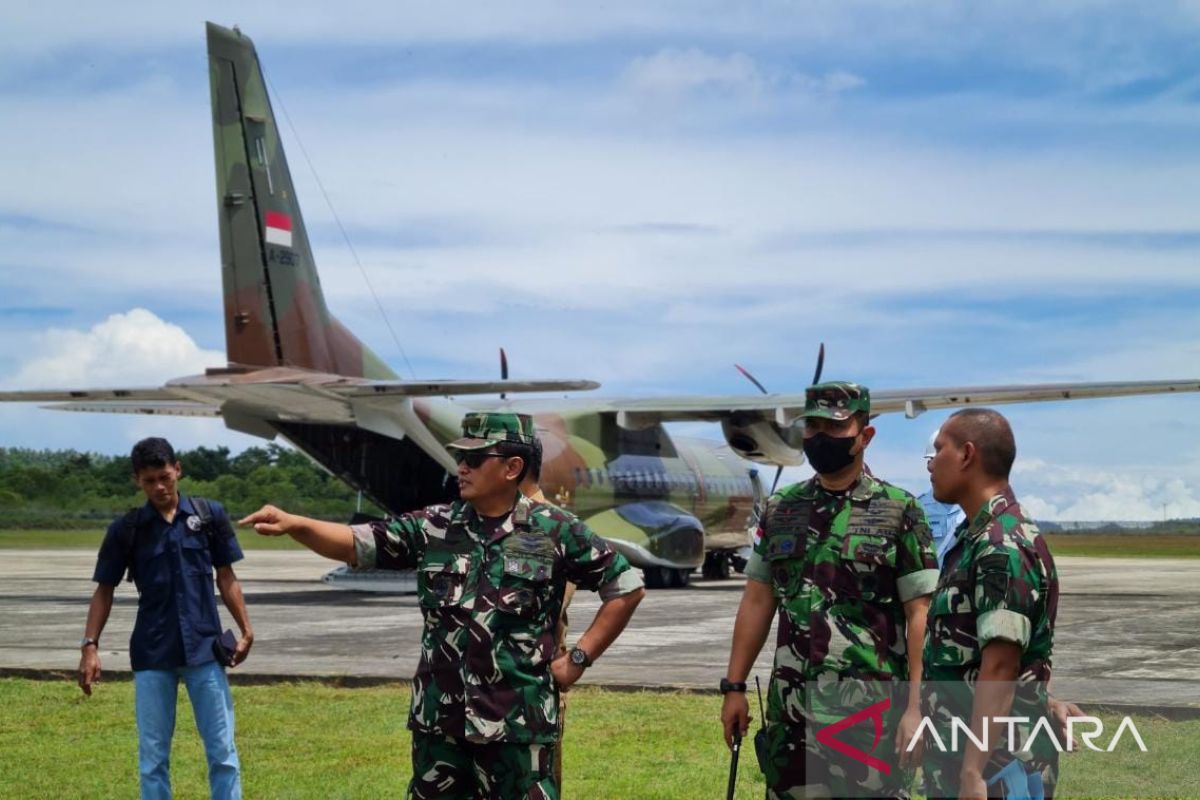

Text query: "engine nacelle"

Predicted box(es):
[720, 413, 806, 466]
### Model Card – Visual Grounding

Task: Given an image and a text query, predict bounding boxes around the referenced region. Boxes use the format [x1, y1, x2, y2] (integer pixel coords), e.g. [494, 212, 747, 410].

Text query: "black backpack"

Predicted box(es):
[119, 497, 218, 585]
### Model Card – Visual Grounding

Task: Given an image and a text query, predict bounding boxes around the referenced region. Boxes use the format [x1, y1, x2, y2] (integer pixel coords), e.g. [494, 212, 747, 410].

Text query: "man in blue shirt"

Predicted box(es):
[78, 437, 253, 800]
[918, 432, 966, 567]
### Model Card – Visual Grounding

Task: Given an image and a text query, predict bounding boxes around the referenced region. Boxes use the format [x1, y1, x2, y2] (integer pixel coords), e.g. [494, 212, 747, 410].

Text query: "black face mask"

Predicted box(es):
[803, 432, 859, 475]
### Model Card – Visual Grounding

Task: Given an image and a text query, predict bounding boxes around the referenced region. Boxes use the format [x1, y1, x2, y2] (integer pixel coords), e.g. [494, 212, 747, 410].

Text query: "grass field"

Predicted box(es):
[0, 678, 1195, 799]
[1041, 533, 1200, 559]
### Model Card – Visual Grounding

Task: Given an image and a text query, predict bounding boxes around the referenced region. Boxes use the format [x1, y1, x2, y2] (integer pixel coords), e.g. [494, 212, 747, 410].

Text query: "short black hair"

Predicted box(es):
[497, 441, 534, 483]
[131, 437, 177, 474]
[946, 409, 1016, 479]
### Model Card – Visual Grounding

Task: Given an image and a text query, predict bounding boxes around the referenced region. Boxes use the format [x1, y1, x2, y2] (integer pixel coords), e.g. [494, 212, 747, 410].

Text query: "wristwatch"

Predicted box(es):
[719, 678, 747, 694]
[568, 646, 592, 669]
[80, 637, 98, 650]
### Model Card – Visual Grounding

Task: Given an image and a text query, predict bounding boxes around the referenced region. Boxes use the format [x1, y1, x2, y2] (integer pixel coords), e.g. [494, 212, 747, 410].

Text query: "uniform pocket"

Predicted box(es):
[418, 556, 472, 608]
[180, 534, 212, 575]
[925, 581, 977, 667]
[840, 532, 897, 568]
[496, 554, 553, 619]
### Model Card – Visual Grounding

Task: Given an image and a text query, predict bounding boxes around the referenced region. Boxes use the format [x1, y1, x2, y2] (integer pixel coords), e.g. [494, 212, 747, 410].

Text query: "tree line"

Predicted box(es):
[0, 445, 372, 528]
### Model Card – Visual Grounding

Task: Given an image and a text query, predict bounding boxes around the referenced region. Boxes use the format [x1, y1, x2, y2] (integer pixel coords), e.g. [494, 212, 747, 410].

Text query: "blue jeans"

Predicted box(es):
[134, 661, 242, 800]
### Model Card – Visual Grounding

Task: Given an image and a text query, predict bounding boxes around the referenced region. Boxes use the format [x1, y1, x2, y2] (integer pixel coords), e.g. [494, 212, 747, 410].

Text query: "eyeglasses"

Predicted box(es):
[452, 450, 507, 469]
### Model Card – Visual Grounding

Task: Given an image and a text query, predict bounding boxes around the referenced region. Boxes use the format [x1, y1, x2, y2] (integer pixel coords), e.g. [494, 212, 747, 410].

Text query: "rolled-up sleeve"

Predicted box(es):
[598, 567, 644, 600]
[974, 548, 1034, 649]
[896, 498, 939, 602]
[743, 550, 771, 584]
[561, 520, 637, 594]
[351, 514, 424, 570]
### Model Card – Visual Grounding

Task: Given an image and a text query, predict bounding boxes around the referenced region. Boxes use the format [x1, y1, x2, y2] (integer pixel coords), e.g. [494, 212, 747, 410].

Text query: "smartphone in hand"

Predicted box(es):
[212, 629, 238, 667]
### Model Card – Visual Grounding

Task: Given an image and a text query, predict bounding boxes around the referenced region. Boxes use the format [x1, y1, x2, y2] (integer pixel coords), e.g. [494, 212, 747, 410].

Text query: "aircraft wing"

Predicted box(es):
[0, 369, 600, 419]
[499, 378, 1200, 426]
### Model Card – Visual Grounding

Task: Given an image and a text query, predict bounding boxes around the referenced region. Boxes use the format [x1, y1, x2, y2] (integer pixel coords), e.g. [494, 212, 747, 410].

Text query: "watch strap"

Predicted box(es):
[80, 637, 98, 649]
[570, 645, 592, 668]
[719, 678, 747, 694]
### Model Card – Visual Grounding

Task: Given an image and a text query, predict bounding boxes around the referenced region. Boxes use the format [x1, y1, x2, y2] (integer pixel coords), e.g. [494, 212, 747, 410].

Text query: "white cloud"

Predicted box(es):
[1014, 457, 1200, 521]
[3, 2, 1200, 489]
[623, 48, 767, 97]
[5, 309, 224, 390]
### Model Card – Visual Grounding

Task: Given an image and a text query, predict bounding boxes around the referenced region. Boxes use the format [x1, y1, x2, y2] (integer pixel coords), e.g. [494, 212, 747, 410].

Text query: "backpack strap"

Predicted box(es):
[190, 496, 215, 539]
[118, 507, 142, 584]
[188, 496, 232, 548]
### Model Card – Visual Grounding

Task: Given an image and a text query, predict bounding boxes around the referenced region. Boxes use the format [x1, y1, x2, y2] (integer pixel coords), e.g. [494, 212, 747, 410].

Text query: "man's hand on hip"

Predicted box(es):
[550, 653, 584, 692]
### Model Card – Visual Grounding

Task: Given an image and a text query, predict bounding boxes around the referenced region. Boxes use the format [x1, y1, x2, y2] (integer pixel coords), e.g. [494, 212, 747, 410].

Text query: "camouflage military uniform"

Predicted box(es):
[921, 488, 1059, 799]
[352, 488, 640, 799]
[745, 473, 939, 799]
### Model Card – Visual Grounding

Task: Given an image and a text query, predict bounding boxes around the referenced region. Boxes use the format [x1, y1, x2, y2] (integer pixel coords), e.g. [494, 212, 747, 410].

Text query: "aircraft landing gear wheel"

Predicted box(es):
[702, 552, 732, 580]
[644, 567, 693, 589]
[643, 567, 669, 590]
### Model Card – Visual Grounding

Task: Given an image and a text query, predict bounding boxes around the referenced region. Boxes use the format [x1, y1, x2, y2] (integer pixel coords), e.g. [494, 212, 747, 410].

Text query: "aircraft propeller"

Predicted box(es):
[499, 347, 509, 400]
[734, 342, 826, 494]
[732, 363, 781, 493]
[811, 342, 825, 385]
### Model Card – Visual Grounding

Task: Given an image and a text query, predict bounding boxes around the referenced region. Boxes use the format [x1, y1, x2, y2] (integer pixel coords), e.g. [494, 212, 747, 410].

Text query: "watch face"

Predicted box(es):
[570, 649, 587, 666]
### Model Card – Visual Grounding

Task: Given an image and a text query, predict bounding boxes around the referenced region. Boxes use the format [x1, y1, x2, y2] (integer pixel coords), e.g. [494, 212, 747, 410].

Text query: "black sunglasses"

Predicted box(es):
[452, 450, 507, 469]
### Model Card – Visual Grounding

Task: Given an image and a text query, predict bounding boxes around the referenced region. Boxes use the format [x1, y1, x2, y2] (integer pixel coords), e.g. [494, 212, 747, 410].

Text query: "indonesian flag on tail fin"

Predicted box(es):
[264, 211, 293, 248]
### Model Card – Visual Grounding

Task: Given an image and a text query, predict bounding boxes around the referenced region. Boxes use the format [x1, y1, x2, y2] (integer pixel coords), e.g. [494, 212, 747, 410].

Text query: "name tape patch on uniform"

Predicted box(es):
[767, 507, 811, 537]
[845, 500, 904, 538]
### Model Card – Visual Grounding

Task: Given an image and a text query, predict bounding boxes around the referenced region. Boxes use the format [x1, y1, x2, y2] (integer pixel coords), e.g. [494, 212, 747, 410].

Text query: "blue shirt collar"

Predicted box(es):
[136, 494, 195, 524]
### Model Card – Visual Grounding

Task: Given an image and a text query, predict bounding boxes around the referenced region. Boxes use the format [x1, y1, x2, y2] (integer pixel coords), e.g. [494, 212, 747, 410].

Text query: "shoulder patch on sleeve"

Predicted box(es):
[975, 552, 1012, 607]
[977, 552, 1011, 574]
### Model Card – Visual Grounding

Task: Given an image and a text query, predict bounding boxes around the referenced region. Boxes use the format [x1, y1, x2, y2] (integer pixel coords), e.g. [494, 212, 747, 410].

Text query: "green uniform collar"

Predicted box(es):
[961, 486, 1019, 543]
[801, 471, 877, 503]
[453, 494, 535, 544]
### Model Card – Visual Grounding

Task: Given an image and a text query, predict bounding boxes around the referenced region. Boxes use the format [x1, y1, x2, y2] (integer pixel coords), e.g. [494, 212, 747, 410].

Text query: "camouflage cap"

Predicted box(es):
[447, 412, 537, 451]
[800, 381, 871, 420]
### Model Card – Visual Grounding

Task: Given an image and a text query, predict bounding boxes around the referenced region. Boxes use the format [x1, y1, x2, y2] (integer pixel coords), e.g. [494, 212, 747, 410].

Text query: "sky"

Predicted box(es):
[2, 1, 1200, 521]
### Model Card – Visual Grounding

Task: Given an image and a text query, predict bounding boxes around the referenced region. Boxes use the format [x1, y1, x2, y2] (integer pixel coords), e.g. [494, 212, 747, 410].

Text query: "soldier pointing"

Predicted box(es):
[241, 412, 644, 799]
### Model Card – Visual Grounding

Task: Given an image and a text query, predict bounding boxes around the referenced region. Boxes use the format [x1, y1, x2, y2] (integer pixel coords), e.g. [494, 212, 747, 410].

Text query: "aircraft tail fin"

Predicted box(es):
[206, 22, 394, 379]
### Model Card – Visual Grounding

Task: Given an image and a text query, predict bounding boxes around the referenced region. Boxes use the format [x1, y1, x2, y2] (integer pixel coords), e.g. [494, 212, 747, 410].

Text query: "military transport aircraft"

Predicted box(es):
[2, 22, 1199, 589]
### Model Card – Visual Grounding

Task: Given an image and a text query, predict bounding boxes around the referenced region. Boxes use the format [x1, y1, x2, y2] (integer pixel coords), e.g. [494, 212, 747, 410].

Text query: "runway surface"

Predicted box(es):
[3, 550, 1199, 706]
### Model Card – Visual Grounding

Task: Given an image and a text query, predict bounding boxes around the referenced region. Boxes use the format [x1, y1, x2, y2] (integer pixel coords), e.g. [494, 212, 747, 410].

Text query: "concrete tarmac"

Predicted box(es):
[2, 550, 1199, 707]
